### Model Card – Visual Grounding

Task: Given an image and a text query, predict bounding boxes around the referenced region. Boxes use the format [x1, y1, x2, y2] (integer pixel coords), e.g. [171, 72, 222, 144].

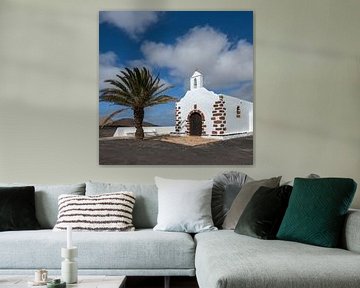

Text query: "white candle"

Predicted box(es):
[67, 225, 72, 249]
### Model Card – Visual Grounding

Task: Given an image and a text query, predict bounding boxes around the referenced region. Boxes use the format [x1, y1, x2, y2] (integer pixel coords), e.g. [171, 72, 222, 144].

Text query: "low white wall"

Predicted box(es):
[114, 126, 175, 137]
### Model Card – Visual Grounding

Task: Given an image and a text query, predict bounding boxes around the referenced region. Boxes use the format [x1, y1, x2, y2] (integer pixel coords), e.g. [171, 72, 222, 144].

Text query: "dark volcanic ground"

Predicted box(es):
[99, 136, 253, 165]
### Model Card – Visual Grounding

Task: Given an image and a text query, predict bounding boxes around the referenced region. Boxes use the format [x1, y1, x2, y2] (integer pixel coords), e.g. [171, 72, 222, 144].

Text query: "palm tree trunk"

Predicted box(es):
[133, 107, 144, 140]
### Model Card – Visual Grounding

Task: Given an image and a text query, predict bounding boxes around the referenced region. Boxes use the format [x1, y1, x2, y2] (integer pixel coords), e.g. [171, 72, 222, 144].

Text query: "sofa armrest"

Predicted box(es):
[342, 209, 360, 253]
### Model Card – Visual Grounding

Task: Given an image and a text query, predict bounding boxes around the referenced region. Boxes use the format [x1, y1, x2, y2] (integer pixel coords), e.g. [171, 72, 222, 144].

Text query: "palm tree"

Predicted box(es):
[100, 67, 176, 140]
[99, 107, 129, 128]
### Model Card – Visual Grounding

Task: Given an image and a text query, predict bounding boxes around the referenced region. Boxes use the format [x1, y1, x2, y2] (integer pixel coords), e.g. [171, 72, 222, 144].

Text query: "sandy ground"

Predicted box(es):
[160, 136, 221, 146]
[99, 135, 253, 165]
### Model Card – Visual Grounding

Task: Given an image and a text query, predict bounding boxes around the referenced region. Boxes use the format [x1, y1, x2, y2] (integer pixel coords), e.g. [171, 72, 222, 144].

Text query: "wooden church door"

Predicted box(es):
[189, 112, 202, 136]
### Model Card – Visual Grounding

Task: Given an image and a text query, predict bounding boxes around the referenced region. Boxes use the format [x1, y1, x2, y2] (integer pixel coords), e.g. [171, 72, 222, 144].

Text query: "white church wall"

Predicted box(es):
[249, 109, 253, 132]
[223, 96, 241, 134]
[177, 87, 219, 135]
[177, 71, 253, 137]
[221, 96, 253, 135]
[239, 101, 253, 133]
[244, 101, 253, 132]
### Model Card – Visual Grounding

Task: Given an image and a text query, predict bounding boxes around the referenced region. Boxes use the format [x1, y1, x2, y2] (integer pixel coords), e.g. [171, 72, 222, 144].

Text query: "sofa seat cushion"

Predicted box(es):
[195, 230, 360, 288]
[0, 229, 195, 270]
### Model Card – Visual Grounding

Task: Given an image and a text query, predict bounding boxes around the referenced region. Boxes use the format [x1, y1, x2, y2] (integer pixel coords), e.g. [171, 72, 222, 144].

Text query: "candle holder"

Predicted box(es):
[61, 247, 78, 284]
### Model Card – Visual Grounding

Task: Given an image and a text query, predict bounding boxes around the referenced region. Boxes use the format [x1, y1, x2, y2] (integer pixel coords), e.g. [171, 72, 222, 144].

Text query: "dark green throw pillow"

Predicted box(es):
[234, 185, 293, 239]
[0, 186, 41, 231]
[277, 178, 357, 247]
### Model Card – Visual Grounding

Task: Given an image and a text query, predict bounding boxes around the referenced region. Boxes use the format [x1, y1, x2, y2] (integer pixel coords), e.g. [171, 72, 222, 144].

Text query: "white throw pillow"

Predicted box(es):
[53, 192, 135, 231]
[153, 177, 217, 233]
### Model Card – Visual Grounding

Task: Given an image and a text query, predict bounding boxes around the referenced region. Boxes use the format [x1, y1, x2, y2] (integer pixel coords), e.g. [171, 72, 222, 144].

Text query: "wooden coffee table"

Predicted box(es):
[0, 275, 126, 288]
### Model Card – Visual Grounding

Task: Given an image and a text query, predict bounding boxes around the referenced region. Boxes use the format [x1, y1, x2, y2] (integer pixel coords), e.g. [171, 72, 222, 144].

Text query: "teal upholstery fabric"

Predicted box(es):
[195, 230, 360, 288]
[277, 178, 357, 247]
[0, 229, 195, 272]
[0, 183, 85, 228]
[85, 182, 158, 229]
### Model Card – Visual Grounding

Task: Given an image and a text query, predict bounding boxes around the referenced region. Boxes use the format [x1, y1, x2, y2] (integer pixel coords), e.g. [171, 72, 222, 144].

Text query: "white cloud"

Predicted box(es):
[100, 11, 160, 40]
[229, 81, 253, 102]
[99, 51, 122, 90]
[99, 51, 117, 66]
[140, 26, 253, 90]
[127, 59, 153, 71]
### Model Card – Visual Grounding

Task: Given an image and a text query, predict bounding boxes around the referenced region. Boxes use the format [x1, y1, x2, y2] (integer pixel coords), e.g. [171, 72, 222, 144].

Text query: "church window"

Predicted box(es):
[236, 106, 241, 118]
[193, 78, 197, 88]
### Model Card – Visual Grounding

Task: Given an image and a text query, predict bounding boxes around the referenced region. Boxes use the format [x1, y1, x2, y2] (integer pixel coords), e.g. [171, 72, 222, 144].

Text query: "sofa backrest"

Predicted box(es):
[341, 209, 360, 253]
[86, 181, 158, 229]
[0, 182, 86, 228]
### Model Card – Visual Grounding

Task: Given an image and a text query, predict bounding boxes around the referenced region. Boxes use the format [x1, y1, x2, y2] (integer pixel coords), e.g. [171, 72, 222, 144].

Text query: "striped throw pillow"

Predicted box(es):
[53, 192, 135, 231]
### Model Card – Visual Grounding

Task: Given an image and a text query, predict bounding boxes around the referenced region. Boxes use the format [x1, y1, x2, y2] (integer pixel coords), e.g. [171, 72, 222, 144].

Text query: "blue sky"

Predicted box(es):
[99, 11, 253, 126]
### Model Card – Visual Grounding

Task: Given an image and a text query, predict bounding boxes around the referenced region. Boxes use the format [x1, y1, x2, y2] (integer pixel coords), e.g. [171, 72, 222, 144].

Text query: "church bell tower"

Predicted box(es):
[190, 70, 204, 90]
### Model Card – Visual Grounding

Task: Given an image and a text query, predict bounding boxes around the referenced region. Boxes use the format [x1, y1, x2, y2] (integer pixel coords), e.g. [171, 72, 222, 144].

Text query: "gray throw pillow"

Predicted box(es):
[284, 173, 320, 186]
[212, 171, 252, 228]
[222, 176, 281, 230]
[86, 181, 158, 229]
[0, 183, 85, 228]
[153, 177, 217, 233]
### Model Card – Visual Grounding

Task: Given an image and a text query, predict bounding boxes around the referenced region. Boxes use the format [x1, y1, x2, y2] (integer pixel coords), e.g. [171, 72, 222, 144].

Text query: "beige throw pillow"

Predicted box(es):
[222, 176, 281, 230]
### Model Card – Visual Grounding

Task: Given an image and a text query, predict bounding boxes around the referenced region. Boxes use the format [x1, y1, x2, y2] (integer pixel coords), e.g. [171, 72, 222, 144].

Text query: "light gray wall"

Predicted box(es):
[0, 0, 359, 207]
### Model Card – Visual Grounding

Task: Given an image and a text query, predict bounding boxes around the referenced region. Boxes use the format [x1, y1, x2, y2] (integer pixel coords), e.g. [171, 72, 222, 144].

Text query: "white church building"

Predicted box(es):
[175, 71, 253, 138]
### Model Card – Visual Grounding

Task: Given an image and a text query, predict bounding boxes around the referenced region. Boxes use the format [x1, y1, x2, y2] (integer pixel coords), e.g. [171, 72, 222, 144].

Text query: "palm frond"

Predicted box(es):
[101, 66, 175, 112]
[99, 94, 133, 107]
[100, 66, 176, 140]
[99, 108, 129, 128]
[146, 95, 177, 107]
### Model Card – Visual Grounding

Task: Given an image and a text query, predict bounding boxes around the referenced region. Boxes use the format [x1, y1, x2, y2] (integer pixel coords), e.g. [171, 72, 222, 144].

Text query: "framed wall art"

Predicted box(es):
[99, 11, 253, 165]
